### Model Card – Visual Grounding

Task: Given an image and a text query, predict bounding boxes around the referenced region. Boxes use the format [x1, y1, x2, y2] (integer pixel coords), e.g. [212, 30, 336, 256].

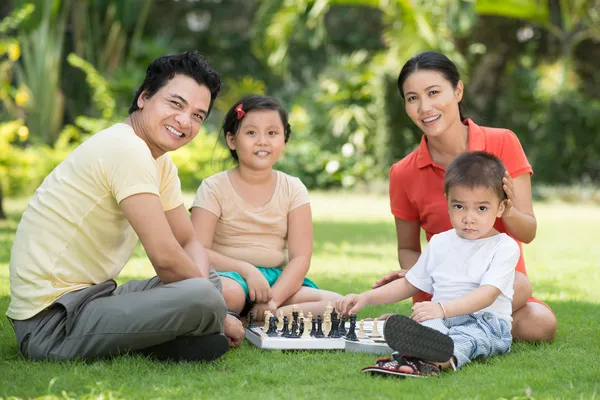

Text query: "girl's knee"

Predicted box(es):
[221, 278, 247, 313]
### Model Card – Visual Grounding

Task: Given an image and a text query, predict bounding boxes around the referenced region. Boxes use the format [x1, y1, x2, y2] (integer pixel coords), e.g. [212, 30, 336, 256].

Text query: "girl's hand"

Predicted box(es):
[242, 265, 272, 304]
[372, 269, 408, 289]
[410, 301, 444, 322]
[502, 171, 515, 215]
[336, 294, 367, 316]
[250, 300, 278, 321]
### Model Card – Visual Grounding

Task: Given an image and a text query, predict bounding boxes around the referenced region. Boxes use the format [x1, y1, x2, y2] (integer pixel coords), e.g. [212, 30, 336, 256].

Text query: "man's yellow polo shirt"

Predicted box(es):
[7, 123, 183, 320]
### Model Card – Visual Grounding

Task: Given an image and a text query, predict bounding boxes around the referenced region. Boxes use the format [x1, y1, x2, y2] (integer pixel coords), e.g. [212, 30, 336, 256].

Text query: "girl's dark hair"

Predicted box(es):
[397, 51, 466, 121]
[223, 94, 291, 162]
[444, 151, 507, 201]
[129, 51, 221, 116]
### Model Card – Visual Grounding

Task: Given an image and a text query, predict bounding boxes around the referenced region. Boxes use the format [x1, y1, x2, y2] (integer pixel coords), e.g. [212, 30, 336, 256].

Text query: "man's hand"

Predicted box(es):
[242, 266, 273, 304]
[372, 269, 408, 289]
[223, 314, 245, 348]
[410, 301, 444, 323]
[335, 294, 368, 316]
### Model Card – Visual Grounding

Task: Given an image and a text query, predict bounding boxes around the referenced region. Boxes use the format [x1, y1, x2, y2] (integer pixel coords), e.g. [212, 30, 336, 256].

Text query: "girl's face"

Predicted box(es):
[227, 109, 286, 170]
[402, 69, 463, 139]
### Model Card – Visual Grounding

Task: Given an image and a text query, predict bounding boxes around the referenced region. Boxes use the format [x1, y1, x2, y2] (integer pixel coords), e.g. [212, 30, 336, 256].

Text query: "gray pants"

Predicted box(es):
[12, 269, 227, 361]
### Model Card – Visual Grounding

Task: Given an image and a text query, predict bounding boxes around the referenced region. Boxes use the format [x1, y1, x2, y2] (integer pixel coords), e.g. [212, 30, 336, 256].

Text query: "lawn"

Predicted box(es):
[0, 193, 599, 399]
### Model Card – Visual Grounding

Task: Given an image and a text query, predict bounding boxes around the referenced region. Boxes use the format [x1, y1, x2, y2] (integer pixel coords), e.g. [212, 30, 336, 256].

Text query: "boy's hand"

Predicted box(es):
[410, 301, 444, 322]
[336, 294, 367, 316]
[250, 300, 278, 321]
[242, 265, 272, 304]
[223, 314, 245, 348]
[372, 269, 408, 289]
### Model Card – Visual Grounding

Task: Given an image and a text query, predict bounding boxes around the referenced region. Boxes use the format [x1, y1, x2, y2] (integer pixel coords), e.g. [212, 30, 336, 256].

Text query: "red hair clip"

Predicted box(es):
[235, 103, 245, 120]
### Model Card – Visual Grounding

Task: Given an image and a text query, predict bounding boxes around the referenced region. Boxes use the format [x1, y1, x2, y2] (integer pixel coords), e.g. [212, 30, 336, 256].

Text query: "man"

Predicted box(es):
[7, 51, 245, 361]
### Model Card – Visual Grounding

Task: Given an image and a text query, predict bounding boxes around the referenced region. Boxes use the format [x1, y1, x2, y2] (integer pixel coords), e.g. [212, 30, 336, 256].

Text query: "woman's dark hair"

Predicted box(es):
[223, 94, 291, 162]
[397, 51, 466, 121]
[129, 51, 221, 116]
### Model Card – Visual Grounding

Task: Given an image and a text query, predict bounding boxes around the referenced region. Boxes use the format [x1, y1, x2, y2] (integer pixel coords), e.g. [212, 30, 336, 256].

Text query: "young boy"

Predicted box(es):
[336, 151, 520, 377]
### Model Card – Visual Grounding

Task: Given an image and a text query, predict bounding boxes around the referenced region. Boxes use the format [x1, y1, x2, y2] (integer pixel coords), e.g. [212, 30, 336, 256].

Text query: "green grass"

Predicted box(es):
[0, 193, 599, 399]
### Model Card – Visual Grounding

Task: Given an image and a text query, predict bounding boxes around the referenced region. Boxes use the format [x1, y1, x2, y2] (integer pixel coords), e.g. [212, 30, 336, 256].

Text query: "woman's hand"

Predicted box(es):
[372, 269, 408, 289]
[241, 265, 272, 304]
[502, 171, 516, 215]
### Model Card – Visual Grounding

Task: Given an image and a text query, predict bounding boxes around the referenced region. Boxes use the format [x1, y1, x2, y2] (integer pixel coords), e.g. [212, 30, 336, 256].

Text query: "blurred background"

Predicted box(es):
[0, 0, 599, 218]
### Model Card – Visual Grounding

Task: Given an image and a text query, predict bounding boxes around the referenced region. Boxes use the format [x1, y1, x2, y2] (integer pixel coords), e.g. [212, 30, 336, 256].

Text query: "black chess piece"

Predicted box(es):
[330, 315, 341, 338]
[290, 320, 299, 338]
[299, 321, 305, 337]
[248, 311, 255, 328]
[315, 315, 325, 338]
[328, 314, 337, 338]
[310, 317, 317, 337]
[331, 308, 338, 323]
[282, 316, 290, 337]
[292, 311, 299, 324]
[267, 316, 278, 337]
[345, 313, 358, 341]
[338, 314, 347, 336]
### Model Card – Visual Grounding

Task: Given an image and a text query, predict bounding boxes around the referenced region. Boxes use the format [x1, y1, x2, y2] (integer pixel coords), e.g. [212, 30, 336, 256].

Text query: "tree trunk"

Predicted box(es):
[0, 182, 6, 220]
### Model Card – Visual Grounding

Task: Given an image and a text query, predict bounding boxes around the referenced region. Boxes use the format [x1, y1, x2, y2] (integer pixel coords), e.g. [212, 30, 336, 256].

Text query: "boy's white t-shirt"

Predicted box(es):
[405, 229, 520, 323]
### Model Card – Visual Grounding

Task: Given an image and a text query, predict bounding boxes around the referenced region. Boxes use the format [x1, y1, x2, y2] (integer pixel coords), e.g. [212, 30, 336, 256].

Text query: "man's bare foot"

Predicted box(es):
[224, 314, 245, 348]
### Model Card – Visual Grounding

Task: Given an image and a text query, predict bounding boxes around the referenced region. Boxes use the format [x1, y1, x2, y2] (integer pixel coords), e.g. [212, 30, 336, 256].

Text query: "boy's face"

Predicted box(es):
[447, 185, 506, 240]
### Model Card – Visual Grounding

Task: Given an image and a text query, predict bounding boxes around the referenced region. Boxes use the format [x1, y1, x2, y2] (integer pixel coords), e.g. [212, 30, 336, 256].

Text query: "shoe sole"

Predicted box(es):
[139, 333, 229, 362]
[383, 314, 454, 362]
[361, 366, 425, 378]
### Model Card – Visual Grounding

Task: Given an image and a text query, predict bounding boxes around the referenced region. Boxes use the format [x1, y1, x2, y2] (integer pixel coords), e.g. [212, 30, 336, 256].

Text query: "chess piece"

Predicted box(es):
[299, 311, 304, 322]
[315, 315, 325, 338]
[302, 320, 310, 337]
[267, 316, 278, 336]
[299, 321, 304, 337]
[330, 308, 338, 324]
[292, 310, 299, 324]
[248, 311, 255, 328]
[329, 314, 341, 338]
[306, 312, 313, 324]
[323, 314, 331, 335]
[371, 318, 381, 338]
[282, 316, 290, 337]
[290, 320, 299, 338]
[324, 302, 333, 319]
[357, 319, 366, 339]
[345, 314, 358, 341]
[263, 311, 272, 331]
[310, 317, 317, 336]
[277, 311, 284, 330]
[339, 314, 347, 336]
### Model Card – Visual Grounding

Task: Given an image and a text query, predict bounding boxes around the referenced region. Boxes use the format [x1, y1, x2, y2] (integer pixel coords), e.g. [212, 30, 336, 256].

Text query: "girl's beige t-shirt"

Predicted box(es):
[191, 170, 310, 268]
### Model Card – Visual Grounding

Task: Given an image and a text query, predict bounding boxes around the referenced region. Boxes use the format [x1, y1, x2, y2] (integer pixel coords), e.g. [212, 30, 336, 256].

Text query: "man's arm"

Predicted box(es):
[164, 203, 211, 278]
[120, 193, 208, 282]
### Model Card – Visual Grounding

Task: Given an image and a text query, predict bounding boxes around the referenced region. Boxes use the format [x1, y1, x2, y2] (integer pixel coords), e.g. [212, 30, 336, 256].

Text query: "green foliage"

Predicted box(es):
[170, 130, 232, 192]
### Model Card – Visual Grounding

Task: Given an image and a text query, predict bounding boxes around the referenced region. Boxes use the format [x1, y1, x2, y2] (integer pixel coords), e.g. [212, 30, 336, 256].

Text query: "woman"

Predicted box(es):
[374, 51, 556, 342]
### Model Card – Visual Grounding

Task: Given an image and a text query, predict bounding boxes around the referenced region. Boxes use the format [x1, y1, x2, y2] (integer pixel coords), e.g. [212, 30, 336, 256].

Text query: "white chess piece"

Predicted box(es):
[277, 311, 284, 331]
[357, 319, 366, 339]
[371, 318, 381, 338]
[324, 314, 331, 335]
[263, 311, 272, 331]
[302, 318, 310, 337]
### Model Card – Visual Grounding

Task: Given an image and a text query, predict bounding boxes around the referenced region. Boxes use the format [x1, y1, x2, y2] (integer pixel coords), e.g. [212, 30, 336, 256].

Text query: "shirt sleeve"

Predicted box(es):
[389, 163, 420, 220]
[157, 154, 184, 212]
[480, 237, 520, 299]
[190, 177, 222, 218]
[405, 238, 435, 294]
[499, 130, 533, 178]
[289, 176, 310, 211]
[105, 143, 160, 204]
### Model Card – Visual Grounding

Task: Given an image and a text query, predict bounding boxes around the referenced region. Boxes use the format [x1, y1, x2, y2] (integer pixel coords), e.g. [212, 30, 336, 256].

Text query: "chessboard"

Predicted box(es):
[244, 305, 393, 354]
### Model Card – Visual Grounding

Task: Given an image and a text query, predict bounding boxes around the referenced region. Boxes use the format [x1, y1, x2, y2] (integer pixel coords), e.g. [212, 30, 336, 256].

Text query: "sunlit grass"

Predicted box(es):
[0, 193, 599, 399]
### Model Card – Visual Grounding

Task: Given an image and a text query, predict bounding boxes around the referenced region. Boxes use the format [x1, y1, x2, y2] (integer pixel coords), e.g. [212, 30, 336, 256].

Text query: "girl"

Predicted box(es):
[373, 51, 557, 342]
[191, 94, 342, 320]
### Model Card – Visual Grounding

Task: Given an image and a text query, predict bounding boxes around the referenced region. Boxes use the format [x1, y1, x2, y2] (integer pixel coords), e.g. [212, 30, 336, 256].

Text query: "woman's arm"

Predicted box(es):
[373, 217, 422, 288]
[502, 172, 537, 243]
[270, 204, 312, 308]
